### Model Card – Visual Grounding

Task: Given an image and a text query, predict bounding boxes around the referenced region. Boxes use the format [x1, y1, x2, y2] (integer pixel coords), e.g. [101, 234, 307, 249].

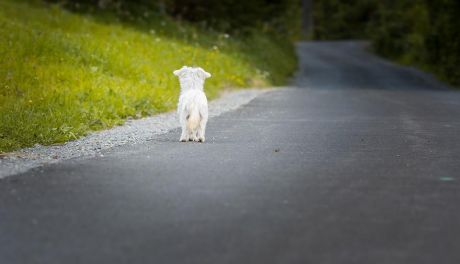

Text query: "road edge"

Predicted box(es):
[0, 88, 274, 178]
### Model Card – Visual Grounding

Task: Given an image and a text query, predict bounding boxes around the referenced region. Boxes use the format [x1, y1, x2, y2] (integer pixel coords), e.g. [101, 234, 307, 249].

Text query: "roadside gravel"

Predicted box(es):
[0, 88, 271, 178]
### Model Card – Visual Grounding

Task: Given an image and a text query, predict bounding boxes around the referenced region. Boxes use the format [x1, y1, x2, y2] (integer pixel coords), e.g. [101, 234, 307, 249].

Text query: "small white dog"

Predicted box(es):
[173, 66, 211, 142]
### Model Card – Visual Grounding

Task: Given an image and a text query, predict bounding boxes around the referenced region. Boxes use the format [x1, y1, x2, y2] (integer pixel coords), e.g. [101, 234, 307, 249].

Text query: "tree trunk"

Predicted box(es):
[302, 0, 313, 37]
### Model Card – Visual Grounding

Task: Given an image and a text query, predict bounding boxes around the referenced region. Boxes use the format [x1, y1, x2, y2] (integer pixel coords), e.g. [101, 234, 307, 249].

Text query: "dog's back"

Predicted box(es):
[174, 66, 211, 142]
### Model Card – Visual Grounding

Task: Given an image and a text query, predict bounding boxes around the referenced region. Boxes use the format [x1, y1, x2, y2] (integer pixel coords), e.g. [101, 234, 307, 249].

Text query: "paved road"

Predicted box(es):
[1, 41, 460, 264]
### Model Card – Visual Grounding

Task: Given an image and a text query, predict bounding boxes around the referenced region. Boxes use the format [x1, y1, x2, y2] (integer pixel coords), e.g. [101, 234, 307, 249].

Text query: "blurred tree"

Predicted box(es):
[312, 0, 378, 40]
[165, 0, 301, 39]
[301, 0, 313, 37]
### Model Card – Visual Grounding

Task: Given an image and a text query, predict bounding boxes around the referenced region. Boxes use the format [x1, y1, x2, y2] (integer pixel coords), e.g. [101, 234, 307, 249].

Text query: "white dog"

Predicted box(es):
[173, 66, 211, 142]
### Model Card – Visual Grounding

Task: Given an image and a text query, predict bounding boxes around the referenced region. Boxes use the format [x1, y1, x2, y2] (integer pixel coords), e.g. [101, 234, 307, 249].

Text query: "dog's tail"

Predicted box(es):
[187, 103, 201, 132]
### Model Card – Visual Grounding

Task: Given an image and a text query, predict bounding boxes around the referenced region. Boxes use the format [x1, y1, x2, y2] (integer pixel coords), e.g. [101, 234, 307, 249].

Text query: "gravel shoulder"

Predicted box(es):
[0, 88, 271, 178]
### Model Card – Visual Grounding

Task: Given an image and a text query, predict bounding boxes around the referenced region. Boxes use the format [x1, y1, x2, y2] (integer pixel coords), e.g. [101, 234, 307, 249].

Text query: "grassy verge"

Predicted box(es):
[0, 0, 297, 152]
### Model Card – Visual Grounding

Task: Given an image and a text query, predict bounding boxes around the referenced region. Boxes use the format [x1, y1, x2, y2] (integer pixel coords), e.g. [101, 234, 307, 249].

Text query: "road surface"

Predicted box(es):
[1, 41, 460, 264]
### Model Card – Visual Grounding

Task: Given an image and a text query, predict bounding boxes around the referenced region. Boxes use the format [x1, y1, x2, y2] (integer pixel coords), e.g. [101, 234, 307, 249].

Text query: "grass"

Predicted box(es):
[0, 0, 297, 152]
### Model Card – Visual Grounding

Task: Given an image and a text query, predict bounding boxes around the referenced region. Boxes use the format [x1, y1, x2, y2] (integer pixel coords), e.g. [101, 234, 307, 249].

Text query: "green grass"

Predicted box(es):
[0, 0, 297, 152]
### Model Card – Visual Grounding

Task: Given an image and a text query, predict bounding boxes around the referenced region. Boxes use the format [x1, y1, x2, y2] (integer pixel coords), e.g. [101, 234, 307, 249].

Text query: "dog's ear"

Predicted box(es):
[197, 67, 211, 79]
[173, 66, 187, 77]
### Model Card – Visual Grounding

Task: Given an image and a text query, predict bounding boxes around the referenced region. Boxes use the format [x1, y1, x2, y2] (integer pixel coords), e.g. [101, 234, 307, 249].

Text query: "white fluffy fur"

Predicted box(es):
[173, 66, 211, 142]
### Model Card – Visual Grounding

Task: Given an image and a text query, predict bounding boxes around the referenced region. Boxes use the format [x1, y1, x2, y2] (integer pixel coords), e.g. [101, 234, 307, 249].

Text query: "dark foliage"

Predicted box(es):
[312, 0, 378, 40]
[50, 0, 301, 39]
[313, 0, 460, 86]
[166, 0, 298, 36]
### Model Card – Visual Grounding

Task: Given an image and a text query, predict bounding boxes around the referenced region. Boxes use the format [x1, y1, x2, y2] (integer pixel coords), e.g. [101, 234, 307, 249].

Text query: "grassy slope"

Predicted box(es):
[0, 0, 297, 152]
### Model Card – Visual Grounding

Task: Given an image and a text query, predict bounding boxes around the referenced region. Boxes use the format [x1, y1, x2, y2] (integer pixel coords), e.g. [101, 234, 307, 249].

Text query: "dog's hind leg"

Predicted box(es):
[197, 118, 207, 142]
[179, 114, 189, 142]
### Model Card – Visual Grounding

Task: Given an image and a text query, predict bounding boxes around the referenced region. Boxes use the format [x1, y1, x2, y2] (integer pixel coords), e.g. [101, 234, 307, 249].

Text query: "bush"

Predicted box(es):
[370, 0, 460, 86]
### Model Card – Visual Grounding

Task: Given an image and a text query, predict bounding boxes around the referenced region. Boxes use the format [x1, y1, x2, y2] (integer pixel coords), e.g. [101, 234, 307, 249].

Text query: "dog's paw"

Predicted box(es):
[179, 137, 188, 142]
[198, 137, 205, 143]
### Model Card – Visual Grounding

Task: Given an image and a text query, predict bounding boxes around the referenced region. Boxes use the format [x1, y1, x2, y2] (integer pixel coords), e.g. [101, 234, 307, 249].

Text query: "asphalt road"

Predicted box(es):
[1, 41, 460, 264]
